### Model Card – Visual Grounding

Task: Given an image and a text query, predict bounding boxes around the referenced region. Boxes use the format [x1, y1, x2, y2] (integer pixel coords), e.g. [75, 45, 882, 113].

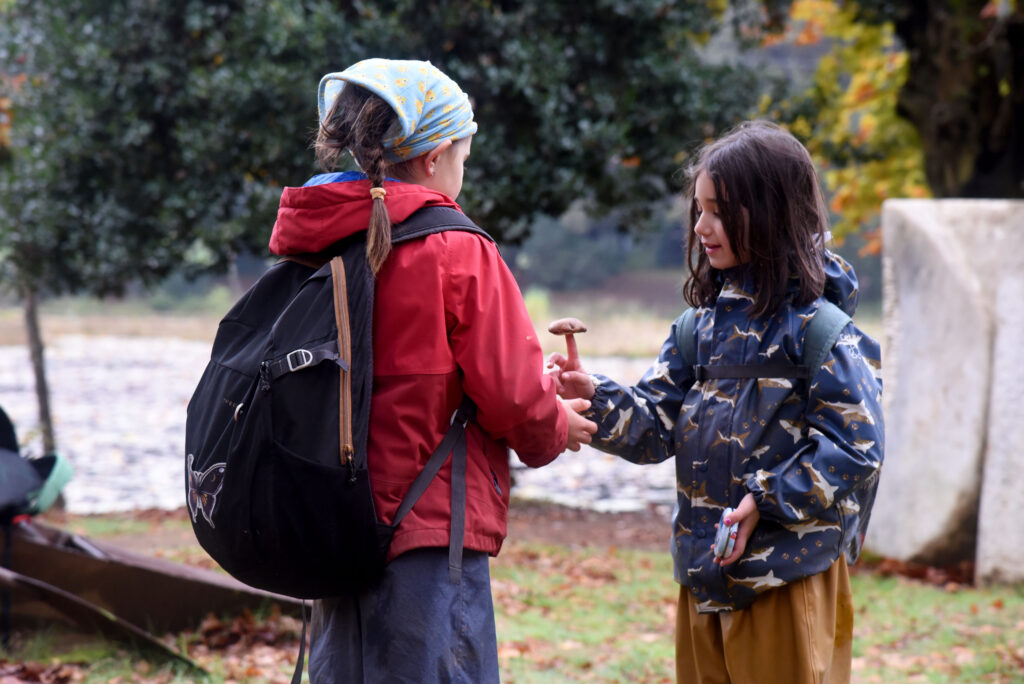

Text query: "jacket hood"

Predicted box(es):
[269, 172, 462, 255]
[716, 249, 861, 316]
[822, 250, 859, 316]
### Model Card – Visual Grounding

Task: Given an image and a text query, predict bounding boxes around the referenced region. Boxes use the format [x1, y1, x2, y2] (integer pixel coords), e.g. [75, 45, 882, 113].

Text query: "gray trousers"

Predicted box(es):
[308, 547, 499, 683]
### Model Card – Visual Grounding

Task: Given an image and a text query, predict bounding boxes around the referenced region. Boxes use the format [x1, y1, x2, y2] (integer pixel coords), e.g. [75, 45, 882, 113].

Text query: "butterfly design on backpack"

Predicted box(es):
[187, 453, 226, 528]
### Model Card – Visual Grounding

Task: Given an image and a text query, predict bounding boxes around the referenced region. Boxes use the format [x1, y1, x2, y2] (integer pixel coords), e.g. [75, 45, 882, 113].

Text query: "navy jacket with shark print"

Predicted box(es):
[585, 251, 883, 613]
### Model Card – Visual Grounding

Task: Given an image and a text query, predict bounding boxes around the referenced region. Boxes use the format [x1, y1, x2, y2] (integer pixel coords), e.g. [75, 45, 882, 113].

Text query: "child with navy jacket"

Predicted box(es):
[549, 120, 883, 684]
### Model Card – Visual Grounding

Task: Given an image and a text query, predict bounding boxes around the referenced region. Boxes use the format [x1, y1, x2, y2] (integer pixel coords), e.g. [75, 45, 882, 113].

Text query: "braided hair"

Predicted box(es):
[315, 85, 400, 275]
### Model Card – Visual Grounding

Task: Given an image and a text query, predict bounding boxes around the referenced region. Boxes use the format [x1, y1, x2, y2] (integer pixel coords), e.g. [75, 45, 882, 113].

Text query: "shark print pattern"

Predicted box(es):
[582, 251, 884, 612]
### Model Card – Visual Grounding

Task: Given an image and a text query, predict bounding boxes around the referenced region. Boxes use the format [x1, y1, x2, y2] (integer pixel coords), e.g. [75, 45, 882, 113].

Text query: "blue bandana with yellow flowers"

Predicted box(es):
[318, 58, 477, 163]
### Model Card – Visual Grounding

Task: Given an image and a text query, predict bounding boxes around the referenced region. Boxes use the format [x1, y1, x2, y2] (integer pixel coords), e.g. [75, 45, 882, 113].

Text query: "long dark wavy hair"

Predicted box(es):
[682, 120, 829, 318]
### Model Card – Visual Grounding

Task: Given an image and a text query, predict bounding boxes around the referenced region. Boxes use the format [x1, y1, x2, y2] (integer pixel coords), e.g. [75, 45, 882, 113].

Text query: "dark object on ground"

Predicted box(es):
[0, 563, 203, 674]
[6, 519, 300, 633]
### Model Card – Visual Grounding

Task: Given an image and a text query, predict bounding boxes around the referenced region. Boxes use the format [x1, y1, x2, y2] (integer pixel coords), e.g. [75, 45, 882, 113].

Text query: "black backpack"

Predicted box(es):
[184, 206, 492, 601]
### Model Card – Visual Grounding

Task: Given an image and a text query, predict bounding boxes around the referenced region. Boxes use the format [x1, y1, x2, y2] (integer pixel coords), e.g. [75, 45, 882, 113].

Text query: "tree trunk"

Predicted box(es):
[22, 284, 56, 455]
[894, 4, 1024, 199]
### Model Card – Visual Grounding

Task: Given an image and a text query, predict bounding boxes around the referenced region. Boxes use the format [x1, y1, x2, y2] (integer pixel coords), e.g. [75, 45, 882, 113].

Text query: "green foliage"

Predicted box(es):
[1, 0, 769, 297]
[511, 203, 685, 292]
[0, 0, 341, 295]
[521, 287, 552, 328]
[408, 1, 764, 241]
[511, 214, 632, 291]
[147, 283, 236, 314]
[758, 1, 930, 252]
[764, 0, 1024, 206]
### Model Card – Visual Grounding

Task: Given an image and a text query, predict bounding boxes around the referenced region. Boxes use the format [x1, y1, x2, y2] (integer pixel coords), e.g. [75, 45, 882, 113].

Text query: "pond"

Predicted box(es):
[0, 336, 675, 515]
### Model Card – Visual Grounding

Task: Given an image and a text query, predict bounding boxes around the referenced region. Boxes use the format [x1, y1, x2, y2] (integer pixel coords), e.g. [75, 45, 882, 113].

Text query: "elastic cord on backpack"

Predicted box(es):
[390, 399, 475, 585]
[1, 521, 11, 649]
[291, 601, 308, 684]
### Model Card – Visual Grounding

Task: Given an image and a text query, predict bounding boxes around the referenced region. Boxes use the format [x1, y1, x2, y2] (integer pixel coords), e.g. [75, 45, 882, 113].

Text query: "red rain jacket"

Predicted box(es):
[271, 175, 567, 560]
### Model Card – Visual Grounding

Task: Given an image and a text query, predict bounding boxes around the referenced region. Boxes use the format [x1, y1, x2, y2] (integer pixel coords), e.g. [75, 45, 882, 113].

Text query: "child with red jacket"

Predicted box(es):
[269, 58, 595, 683]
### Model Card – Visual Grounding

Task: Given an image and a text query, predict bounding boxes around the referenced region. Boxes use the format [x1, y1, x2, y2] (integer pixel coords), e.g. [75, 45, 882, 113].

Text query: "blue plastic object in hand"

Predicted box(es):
[714, 507, 739, 559]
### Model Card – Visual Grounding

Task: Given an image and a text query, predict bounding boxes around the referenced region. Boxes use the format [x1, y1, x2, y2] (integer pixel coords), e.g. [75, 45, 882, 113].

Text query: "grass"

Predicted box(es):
[495, 546, 1024, 683]
[493, 543, 676, 683]
[0, 304, 221, 346]
[1, 273, 896, 681]
[0, 285, 232, 346]
[6, 627, 198, 682]
[1, 268, 884, 358]
[850, 572, 1024, 683]
[15, 510, 1024, 683]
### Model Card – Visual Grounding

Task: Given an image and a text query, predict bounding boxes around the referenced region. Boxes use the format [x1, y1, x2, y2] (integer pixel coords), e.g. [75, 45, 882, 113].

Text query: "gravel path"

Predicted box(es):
[0, 336, 676, 515]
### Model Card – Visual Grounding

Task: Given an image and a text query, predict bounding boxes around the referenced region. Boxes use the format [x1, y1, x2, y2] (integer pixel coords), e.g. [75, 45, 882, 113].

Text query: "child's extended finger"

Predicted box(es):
[546, 352, 568, 369]
[562, 370, 592, 386]
[547, 374, 565, 395]
[564, 397, 592, 413]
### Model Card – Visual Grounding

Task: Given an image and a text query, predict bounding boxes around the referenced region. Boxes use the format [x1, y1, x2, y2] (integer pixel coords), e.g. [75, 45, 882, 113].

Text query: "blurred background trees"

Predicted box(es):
[1, 0, 1021, 450]
[757, 0, 1022, 254]
[3, 0, 1020, 287]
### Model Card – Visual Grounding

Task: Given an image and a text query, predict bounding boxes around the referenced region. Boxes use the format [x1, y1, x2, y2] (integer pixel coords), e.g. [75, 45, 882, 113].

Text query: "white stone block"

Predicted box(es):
[868, 200, 1024, 569]
[976, 234, 1024, 583]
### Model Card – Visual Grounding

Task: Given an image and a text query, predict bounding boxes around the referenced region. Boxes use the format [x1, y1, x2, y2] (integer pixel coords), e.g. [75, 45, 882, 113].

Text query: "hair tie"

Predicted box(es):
[370, 187, 386, 201]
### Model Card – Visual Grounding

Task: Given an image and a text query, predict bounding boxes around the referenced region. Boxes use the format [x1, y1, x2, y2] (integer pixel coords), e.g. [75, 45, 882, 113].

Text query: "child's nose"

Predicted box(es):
[693, 215, 709, 236]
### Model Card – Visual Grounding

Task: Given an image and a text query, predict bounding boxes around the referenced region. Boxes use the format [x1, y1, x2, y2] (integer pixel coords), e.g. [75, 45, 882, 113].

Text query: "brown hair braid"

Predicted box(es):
[315, 85, 404, 275]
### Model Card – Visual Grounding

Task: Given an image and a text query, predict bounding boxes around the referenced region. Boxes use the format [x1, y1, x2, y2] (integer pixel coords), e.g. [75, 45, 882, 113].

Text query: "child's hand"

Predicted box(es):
[712, 493, 760, 566]
[546, 352, 595, 400]
[561, 397, 597, 451]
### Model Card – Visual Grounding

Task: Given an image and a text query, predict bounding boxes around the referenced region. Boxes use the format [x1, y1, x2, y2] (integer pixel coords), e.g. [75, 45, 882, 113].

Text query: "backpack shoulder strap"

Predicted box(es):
[279, 254, 329, 270]
[391, 206, 494, 245]
[673, 308, 698, 370]
[685, 302, 851, 382]
[803, 301, 852, 376]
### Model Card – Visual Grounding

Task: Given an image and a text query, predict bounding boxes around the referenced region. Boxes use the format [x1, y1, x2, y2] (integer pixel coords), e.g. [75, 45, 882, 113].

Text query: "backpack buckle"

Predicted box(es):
[450, 407, 470, 428]
[286, 349, 315, 372]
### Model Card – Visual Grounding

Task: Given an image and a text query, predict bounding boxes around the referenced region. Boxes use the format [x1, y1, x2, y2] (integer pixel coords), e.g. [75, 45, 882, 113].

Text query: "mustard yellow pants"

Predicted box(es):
[676, 557, 853, 684]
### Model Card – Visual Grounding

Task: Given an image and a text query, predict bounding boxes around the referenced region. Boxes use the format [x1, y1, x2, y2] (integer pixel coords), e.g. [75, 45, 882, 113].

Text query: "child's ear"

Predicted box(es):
[422, 138, 453, 177]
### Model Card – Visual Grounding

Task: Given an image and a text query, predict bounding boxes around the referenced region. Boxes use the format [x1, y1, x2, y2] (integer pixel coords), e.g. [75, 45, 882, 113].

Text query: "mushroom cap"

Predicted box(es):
[547, 317, 588, 335]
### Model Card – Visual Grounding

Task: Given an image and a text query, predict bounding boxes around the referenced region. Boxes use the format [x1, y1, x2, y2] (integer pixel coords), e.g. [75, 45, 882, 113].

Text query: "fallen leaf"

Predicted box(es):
[952, 646, 975, 665]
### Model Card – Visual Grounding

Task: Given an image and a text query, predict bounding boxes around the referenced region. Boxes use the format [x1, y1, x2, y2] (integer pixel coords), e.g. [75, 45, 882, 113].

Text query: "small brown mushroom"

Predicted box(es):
[548, 317, 588, 367]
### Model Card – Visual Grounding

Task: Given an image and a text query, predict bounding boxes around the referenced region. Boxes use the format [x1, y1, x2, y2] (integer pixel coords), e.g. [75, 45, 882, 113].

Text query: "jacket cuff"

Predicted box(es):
[745, 475, 768, 509]
[514, 398, 568, 468]
[586, 374, 612, 418]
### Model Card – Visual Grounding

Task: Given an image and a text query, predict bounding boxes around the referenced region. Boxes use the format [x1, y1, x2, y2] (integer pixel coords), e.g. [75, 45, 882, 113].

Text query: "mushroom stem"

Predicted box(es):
[565, 334, 579, 367]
